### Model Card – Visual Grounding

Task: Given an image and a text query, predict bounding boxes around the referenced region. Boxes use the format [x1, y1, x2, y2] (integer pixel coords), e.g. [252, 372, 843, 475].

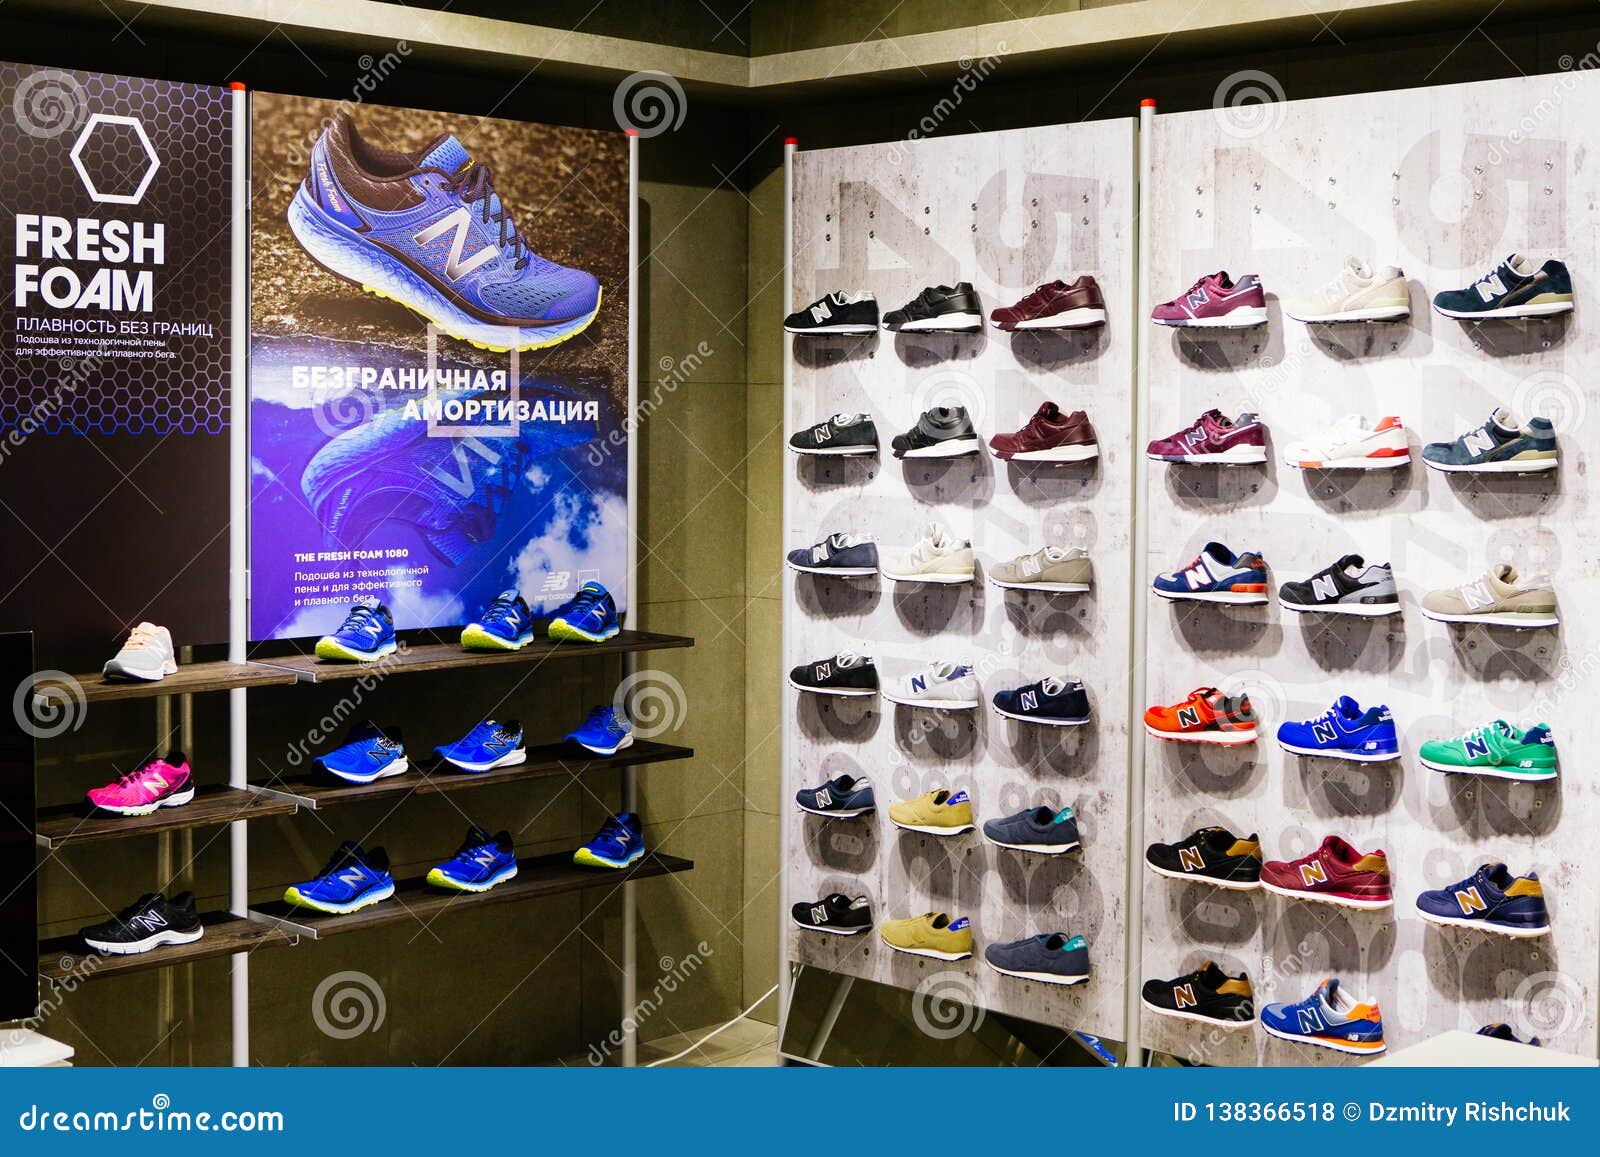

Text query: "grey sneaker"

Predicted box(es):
[984, 932, 1090, 986]
[785, 533, 879, 576]
[1278, 554, 1400, 617]
[880, 522, 975, 583]
[1421, 564, 1558, 628]
[987, 545, 1092, 592]
[982, 804, 1081, 854]
[890, 406, 980, 459]
[103, 623, 177, 682]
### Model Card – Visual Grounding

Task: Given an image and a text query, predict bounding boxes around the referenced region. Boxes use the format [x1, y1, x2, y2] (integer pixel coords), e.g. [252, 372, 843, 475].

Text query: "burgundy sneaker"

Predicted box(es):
[990, 403, 1098, 463]
[1152, 271, 1268, 327]
[990, 277, 1106, 331]
[1260, 835, 1393, 909]
[1147, 409, 1265, 465]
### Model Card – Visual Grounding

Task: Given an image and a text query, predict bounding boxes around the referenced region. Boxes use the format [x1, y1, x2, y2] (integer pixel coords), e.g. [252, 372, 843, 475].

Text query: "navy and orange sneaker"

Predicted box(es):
[1260, 978, 1385, 1056]
[1415, 863, 1550, 938]
[1260, 835, 1392, 909]
[1152, 542, 1269, 605]
[1144, 687, 1257, 746]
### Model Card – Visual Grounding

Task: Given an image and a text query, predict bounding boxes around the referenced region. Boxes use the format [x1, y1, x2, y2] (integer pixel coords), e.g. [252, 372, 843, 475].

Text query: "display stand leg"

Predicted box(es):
[227, 80, 250, 1071]
[777, 136, 797, 1038]
[803, 972, 852, 1063]
[619, 126, 641, 1070]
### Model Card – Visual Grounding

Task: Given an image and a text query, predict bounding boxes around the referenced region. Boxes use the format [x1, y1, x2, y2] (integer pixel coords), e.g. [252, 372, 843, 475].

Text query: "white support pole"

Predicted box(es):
[776, 137, 796, 1036]
[620, 128, 640, 1069]
[227, 80, 250, 1070]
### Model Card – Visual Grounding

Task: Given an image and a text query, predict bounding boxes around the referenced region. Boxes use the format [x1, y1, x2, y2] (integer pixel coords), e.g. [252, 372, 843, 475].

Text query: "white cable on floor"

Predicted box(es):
[644, 984, 780, 1067]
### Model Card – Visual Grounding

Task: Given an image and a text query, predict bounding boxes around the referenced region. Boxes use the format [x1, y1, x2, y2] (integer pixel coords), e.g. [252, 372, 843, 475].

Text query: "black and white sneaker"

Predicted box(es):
[789, 413, 878, 456]
[891, 406, 981, 459]
[883, 283, 983, 332]
[789, 652, 878, 696]
[1278, 555, 1399, 617]
[1141, 963, 1255, 1028]
[796, 774, 875, 817]
[1145, 827, 1263, 889]
[792, 893, 872, 935]
[80, 892, 204, 955]
[785, 533, 878, 576]
[785, 291, 879, 334]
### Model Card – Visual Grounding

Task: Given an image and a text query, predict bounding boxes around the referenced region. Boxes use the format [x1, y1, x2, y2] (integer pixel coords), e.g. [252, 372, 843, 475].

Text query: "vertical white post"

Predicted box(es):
[1123, 99, 1156, 1069]
[620, 127, 640, 1068]
[777, 137, 796, 1035]
[227, 80, 250, 1070]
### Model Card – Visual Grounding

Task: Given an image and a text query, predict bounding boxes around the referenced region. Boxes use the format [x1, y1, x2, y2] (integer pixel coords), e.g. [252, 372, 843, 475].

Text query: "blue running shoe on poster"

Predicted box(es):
[315, 720, 408, 783]
[461, 589, 535, 651]
[284, 842, 395, 914]
[426, 826, 518, 893]
[547, 581, 619, 643]
[1276, 695, 1399, 762]
[1259, 978, 1386, 1056]
[287, 114, 601, 352]
[436, 720, 526, 773]
[314, 599, 397, 662]
[566, 705, 634, 756]
[574, 812, 645, 869]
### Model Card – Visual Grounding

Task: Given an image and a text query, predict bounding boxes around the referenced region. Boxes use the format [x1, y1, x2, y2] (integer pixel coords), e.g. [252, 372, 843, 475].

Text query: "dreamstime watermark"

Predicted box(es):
[0, 355, 99, 469]
[1512, 970, 1584, 1043]
[312, 970, 387, 1039]
[281, 42, 412, 170]
[586, 942, 713, 1064]
[612, 668, 688, 739]
[283, 645, 407, 767]
[13, 69, 87, 138]
[13, 670, 86, 740]
[1213, 70, 1286, 140]
[1511, 367, 1586, 436]
[2, 954, 103, 1057]
[612, 72, 687, 138]
[884, 46, 1006, 167]
[587, 340, 712, 467]
[911, 969, 984, 1040]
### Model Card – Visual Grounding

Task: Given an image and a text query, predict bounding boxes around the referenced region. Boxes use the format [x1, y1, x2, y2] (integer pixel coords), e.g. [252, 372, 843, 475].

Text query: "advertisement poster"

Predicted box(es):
[248, 93, 630, 642]
[0, 64, 232, 660]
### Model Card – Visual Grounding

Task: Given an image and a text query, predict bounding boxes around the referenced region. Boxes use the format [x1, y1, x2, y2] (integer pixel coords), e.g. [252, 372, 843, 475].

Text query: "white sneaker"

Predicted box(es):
[1283, 415, 1410, 470]
[1285, 258, 1410, 322]
[103, 622, 177, 682]
[880, 522, 975, 584]
[881, 660, 979, 709]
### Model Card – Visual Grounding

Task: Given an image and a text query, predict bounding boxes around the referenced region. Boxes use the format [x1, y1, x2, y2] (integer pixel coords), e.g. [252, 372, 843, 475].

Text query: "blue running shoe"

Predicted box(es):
[566, 705, 634, 756]
[315, 720, 408, 784]
[426, 826, 518, 893]
[284, 842, 395, 914]
[1259, 978, 1386, 1055]
[1276, 695, 1399, 762]
[547, 581, 619, 643]
[1416, 862, 1550, 938]
[436, 720, 526, 773]
[1421, 407, 1558, 474]
[461, 589, 534, 651]
[574, 812, 644, 869]
[1152, 542, 1269, 604]
[314, 598, 397, 662]
[287, 114, 601, 352]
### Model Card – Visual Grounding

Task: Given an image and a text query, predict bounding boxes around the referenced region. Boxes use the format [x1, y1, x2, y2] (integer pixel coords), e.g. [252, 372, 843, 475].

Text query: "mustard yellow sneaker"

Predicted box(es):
[879, 912, 973, 961]
[888, 788, 974, 836]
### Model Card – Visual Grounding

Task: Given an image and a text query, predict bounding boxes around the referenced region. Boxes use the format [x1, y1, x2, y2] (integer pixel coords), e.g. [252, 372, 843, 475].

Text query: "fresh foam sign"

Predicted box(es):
[14, 214, 164, 310]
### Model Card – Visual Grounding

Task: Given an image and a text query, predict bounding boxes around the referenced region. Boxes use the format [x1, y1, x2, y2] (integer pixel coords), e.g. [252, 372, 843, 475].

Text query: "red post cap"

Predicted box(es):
[229, 81, 247, 91]
[784, 137, 799, 145]
[1140, 98, 1156, 108]
[624, 127, 639, 137]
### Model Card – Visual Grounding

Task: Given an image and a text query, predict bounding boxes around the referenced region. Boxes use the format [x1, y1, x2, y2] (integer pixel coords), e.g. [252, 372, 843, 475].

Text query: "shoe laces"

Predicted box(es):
[338, 603, 385, 634]
[126, 624, 161, 649]
[597, 815, 632, 842]
[449, 162, 529, 269]
[585, 705, 621, 730]
[480, 593, 524, 627]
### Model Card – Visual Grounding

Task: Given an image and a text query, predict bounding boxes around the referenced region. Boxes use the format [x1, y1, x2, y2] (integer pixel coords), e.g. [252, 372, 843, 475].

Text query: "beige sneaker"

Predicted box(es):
[888, 788, 975, 835]
[1286, 258, 1409, 323]
[103, 622, 177, 682]
[880, 522, 975, 583]
[879, 911, 974, 960]
[987, 545, 1091, 592]
[1421, 564, 1558, 628]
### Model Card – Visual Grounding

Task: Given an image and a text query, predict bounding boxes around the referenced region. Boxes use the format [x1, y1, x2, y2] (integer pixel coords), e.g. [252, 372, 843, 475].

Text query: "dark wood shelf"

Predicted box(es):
[35, 787, 297, 850]
[249, 852, 694, 939]
[40, 913, 296, 985]
[250, 739, 693, 810]
[35, 662, 297, 705]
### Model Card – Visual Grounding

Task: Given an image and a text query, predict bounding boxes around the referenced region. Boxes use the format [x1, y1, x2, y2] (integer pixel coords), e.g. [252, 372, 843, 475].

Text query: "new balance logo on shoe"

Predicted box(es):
[130, 910, 168, 932]
[810, 300, 833, 323]
[1312, 575, 1340, 602]
[1297, 1008, 1325, 1033]
[338, 868, 368, 887]
[911, 676, 927, 693]
[1463, 429, 1496, 457]
[812, 545, 829, 563]
[815, 663, 832, 681]
[1178, 847, 1205, 872]
[1313, 721, 1338, 744]
[1177, 706, 1201, 728]
[1455, 887, 1487, 915]
[1465, 736, 1490, 758]
[1021, 691, 1039, 712]
[811, 904, 828, 923]
[1174, 984, 1197, 1008]
[1186, 287, 1209, 309]
[1475, 274, 1507, 303]
[1300, 862, 1328, 886]
[814, 788, 833, 807]
[814, 427, 833, 444]
[1460, 582, 1493, 610]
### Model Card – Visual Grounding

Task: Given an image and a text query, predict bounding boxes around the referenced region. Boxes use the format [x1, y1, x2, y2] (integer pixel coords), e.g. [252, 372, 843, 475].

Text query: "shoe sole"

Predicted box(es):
[1417, 909, 1549, 938]
[101, 659, 178, 681]
[891, 820, 974, 836]
[886, 313, 983, 332]
[1422, 457, 1557, 474]
[1260, 1022, 1386, 1054]
[1144, 723, 1256, 746]
[1419, 756, 1557, 781]
[321, 757, 410, 784]
[1433, 300, 1573, 320]
[987, 577, 1091, 593]
[548, 620, 622, 643]
[1153, 306, 1269, 327]
[568, 733, 635, 758]
[1285, 306, 1410, 323]
[1259, 880, 1393, 909]
[1285, 453, 1411, 470]
[792, 917, 869, 935]
[1148, 448, 1266, 465]
[1144, 861, 1261, 890]
[983, 835, 1080, 854]
[1139, 999, 1255, 1029]
[1420, 608, 1559, 628]
[879, 570, 975, 584]
[1277, 741, 1400, 763]
[285, 882, 395, 915]
[993, 444, 1100, 463]
[573, 847, 646, 869]
[784, 324, 877, 334]
[426, 864, 518, 893]
[787, 678, 876, 697]
[785, 560, 878, 577]
[288, 185, 600, 352]
[880, 694, 979, 710]
[895, 439, 981, 458]
[789, 444, 878, 456]
[986, 960, 1089, 984]
[796, 803, 872, 818]
[881, 942, 971, 961]
[314, 637, 398, 663]
[991, 704, 1089, 727]
[83, 927, 204, 955]
[995, 307, 1107, 330]
[1279, 599, 1400, 617]
[1153, 588, 1269, 605]
[441, 749, 527, 773]
[460, 624, 532, 651]
[90, 787, 196, 816]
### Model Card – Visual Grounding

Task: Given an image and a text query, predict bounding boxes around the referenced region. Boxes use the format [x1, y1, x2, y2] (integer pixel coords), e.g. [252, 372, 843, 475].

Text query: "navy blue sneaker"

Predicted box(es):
[436, 720, 526, 772]
[575, 812, 645, 869]
[1152, 542, 1269, 604]
[795, 774, 874, 818]
[461, 589, 534, 650]
[284, 842, 395, 914]
[427, 827, 518, 893]
[1259, 978, 1385, 1056]
[785, 533, 878, 576]
[1416, 862, 1550, 938]
[1421, 408, 1558, 474]
[984, 932, 1090, 986]
[314, 598, 397, 662]
[1478, 1023, 1542, 1047]
[315, 720, 408, 783]
[991, 676, 1090, 726]
[1276, 695, 1399, 762]
[1432, 253, 1573, 320]
[982, 804, 1081, 855]
[547, 581, 619, 643]
[565, 705, 634, 756]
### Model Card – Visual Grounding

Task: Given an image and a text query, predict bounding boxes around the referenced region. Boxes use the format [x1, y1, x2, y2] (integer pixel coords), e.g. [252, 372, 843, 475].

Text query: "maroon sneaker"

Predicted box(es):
[1152, 271, 1267, 327]
[1146, 409, 1265, 465]
[1260, 836, 1393, 909]
[990, 277, 1106, 331]
[990, 403, 1098, 463]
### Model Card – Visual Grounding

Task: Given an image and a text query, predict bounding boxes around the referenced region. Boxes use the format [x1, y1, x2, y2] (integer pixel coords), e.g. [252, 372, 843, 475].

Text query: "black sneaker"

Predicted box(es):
[81, 891, 204, 955]
[991, 676, 1090, 726]
[792, 893, 872, 935]
[1477, 1022, 1542, 1047]
[789, 652, 878, 697]
[891, 406, 980, 459]
[789, 413, 878, 456]
[1142, 962, 1255, 1028]
[796, 774, 875, 817]
[883, 283, 983, 332]
[785, 533, 879, 576]
[785, 291, 879, 334]
[1145, 827, 1262, 889]
[1278, 555, 1399, 617]
[1432, 254, 1573, 320]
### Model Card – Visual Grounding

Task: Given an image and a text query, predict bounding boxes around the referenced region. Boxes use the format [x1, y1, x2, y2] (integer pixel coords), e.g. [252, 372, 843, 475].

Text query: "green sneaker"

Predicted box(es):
[1418, 720, 1556, 781]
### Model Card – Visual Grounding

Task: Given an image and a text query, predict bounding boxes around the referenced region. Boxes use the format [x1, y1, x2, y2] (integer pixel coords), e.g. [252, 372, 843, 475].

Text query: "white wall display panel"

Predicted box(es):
[786, 121, 1137, 1039]
[1140, 73, 1600, 1064]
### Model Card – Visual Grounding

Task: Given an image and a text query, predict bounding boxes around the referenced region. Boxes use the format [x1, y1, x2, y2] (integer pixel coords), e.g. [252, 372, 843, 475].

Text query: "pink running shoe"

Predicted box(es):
[1147, 409, 1266, 464]
[1152, 271, 1268, 327]
[86, 753, 195, 816]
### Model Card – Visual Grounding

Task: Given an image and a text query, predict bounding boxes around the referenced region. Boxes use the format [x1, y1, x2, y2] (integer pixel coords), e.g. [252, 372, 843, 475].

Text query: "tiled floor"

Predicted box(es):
[637, 1017, 780, 1067]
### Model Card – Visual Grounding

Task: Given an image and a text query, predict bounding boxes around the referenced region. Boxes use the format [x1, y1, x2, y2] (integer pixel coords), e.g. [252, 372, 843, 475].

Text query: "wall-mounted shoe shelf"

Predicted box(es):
[36, 786, 297, 849]
[39, 914, 297, 986]
[254, 630, 693, 683]
[35, 662, 298, 705]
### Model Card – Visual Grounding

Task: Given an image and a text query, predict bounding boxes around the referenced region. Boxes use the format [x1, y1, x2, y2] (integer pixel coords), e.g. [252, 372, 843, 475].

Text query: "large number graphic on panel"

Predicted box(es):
[249, 94, 629, 641]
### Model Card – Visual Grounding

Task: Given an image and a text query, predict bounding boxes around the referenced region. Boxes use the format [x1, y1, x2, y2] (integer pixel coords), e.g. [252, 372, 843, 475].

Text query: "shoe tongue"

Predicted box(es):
[418, 134, 472, 175]
[464, 825, 493, 847]
[1346, 256, 1372, 279]
[1335, 553, 1366, 576]
[1319, 977, 1342, 1007]
[1036, 401, 1062, 421]
[1041, 675, 1066, 695]
[1197, 961, 1225, 984]
[835, 651, 864, 667]
[831, 412, 867, 426]
[1335, 695, 1362, 719]
[1490, 406, 1519, 432]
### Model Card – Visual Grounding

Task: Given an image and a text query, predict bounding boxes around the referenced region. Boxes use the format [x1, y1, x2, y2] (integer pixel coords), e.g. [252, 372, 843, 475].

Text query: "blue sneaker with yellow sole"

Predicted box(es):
[574, 812, 644, 869]
[284, 842, 395, 914]
[461, 590, 534, 651]
[314, 599, 397, 662]
[426, 827, 518, 893]
[548, 581, 619, 643]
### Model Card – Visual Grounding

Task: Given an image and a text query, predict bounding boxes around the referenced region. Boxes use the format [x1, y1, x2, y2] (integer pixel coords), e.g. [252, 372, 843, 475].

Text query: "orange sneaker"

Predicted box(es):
[1145, 687, 1257, 746]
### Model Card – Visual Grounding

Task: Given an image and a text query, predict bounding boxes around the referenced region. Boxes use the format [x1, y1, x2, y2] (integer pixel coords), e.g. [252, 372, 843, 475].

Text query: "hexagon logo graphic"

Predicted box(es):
[69, 113, 160, 205]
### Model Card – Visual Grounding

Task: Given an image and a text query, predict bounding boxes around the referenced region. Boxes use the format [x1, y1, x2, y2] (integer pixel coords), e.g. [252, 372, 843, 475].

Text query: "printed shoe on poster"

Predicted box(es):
[792, 893, 872, 935]
[989, 277, 1106, 330]
[287, 114, 601, 352]
[1152, 542, 1269, 605]
[461, 589, 534, 651]
[314, 599, 397, 662]
[788, 413, 878, 456]
[1282, 414, 1410, 470]
[1141, 963, 1255, 1028]
[1285, 258, 1410, 323]
[1432, 253, 1573, 320]
[86, 753, 194, 816]
[1151, 271, 1268, 327]
[1146, 409, 1266, 464]
[1259, 979, 1386, 1056]
[1259, 835, 1393, 909]
[1420, 563, 1558, 628]
[1278, 555, 1400, 617]
[1144, 687, 1257, 746]
[987, 545, 1092, 593]
[985, 933, 1090, 985]
[1276, 696, 1399, 762]
[785, 532, 878, 576]
[988, 402, 1098, 462]
[784, 291, 878, 334]
[102, 622, 177, 682]
[1421, 408, 1558, 474]
[1415, 863, 1550, 938]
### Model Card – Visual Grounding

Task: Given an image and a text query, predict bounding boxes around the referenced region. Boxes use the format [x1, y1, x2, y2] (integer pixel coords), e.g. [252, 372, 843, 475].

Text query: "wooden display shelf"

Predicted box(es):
[254, 630, 693, 683]
[34, 662, 297, 705]
[36, 786, 297, 849]
[250, 740, 693, 810]
[39, 913, 296, 985]
[249, 852, 694, 939]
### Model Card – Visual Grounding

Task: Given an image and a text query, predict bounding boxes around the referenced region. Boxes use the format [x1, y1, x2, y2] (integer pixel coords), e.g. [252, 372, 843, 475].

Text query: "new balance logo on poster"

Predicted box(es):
[414, 206, 498, 280]
[1178, 847, 1205, 872]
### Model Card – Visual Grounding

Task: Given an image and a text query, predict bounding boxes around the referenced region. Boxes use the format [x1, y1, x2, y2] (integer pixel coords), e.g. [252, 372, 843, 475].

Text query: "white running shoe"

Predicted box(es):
[881, 660, 980, 709]
[103, 623, 177, 682]
[880, 522, 976, 584]
[1285, 258, 1410, 323]
[1282, 415, 1410, 470]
